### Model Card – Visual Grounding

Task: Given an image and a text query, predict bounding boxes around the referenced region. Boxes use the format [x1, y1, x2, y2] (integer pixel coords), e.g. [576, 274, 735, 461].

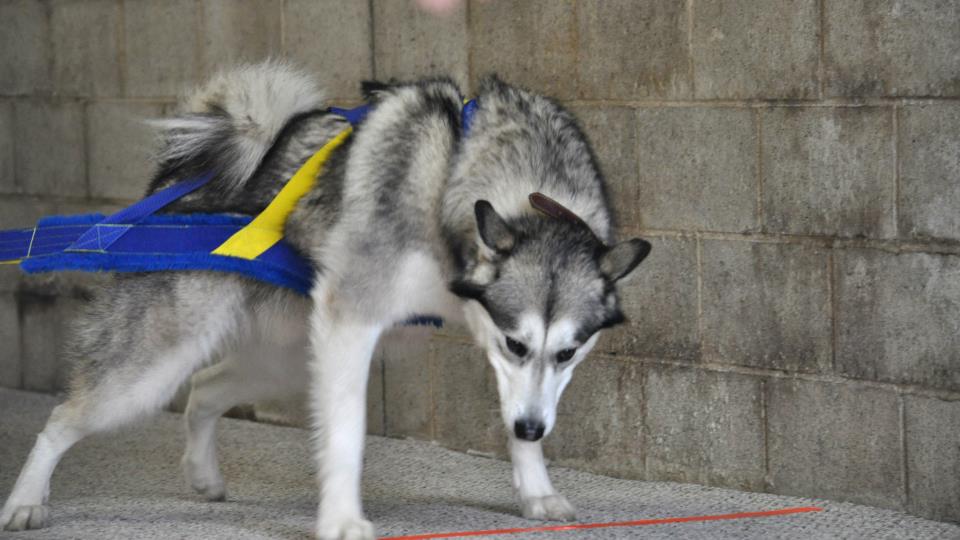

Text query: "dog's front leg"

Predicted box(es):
[509, 438, 576, 521]
[310, 313, 381, 540]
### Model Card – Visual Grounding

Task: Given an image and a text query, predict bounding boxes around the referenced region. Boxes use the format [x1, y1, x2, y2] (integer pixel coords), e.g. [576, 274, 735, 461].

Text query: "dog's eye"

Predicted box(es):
[505, 337, 528, 357]
[556, 348, 577, 363]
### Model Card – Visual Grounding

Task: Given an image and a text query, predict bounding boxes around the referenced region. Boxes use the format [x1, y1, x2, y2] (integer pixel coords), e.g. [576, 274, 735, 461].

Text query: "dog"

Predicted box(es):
[0, 61, 651, 539]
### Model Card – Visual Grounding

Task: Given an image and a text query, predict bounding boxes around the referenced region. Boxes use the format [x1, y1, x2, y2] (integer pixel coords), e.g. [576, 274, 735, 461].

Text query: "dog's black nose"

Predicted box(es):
[514, 419, 545, 441]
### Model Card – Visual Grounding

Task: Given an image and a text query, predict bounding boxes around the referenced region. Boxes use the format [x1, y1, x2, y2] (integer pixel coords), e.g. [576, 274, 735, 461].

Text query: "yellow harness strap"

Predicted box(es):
[212, 127, 352, 260]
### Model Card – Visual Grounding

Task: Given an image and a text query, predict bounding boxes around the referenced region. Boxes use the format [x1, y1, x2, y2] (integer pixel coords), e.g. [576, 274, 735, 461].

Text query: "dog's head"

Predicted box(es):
[451, 199, 650, 441]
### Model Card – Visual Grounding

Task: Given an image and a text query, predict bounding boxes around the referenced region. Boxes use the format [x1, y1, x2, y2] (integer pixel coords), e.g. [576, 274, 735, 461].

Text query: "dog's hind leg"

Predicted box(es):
[0, 402, 81, 531]
[182, 343, 310, 501]
[0, 342, 226, 531]
[0, 275, 244, 531]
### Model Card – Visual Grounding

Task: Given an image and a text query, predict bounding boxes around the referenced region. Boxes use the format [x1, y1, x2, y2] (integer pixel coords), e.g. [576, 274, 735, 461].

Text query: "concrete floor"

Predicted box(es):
[1, 388, 958, 539]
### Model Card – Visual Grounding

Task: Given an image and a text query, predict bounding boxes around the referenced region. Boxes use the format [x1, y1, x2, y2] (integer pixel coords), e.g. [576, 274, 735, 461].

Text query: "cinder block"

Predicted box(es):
[254, 397, 309, 428]
[13, 100, 86, 197]
[0, 197, 57, 229]
[88, 101, 165, 200]
[51, 0, 122, 97]
[701, 240, 831, 372]
[644, 366, 765, 490]
[381, 327, 434, 439]
[835, 249, 960, 391]
[635, 107, 757, 232]
[0, 0, 50, 95]
[167, 382, 190, 414]
[905, 395, 960, 522]
[0, 265, 20, 293]
[0, 245, 18, 286]
[373, 0, 468, 90]
[431, 340, 505, 456]
[824, 0, 960, 97]
[200, 0, 282, 72]
[55, 199, 125, 218]
[599, 236, 699, 361]
[20, 293, 80, 392]
[691, 0, 819, 99]
[0, 101, 13, 193]
[283, 0, 372, 101]
[766, 378, 902, 509]
[433, 319, 471, 341]
[124, 0, 201, 98]
[544, 356, 643, 479]
[568, 105, 641, 232]
[761, 107, 896, 238]
[470, 0, 578, 100]
[367, 353, 385, 436]
[576, 0, 691, 100]
[899, 104, 960, 241]
[0, 293, 20, 388]
[253, 359, 383, 431]
[253, 353, 384, 432]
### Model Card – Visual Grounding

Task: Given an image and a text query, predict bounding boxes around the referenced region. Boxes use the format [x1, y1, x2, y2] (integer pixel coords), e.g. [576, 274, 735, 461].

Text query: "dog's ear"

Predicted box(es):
[478, 74, 509, 95]
[600, 238, 651, 282]
[474, 200, 516, 254]
[360, 80, 393, 101]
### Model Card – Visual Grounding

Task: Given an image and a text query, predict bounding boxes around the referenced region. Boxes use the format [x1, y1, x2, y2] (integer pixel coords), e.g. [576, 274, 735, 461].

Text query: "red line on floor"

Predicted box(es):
[381, 506, 823, 540]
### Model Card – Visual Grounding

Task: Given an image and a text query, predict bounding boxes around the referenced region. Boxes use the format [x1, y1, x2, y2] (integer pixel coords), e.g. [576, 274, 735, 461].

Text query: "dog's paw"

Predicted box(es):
[521, 494, 576, 522]
[189, 477, 226, 501]
[316, 517, 376, 540]
[182, 455, 226, 501]
[2, 504, 50, 531]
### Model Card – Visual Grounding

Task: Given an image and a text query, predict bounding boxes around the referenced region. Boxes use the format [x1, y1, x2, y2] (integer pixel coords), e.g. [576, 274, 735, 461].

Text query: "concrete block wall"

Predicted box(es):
[1, 0, 958, 524]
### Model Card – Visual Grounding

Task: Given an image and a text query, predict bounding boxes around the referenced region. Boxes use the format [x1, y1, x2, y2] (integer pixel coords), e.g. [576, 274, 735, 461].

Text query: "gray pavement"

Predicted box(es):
[1, 388, 957, 539]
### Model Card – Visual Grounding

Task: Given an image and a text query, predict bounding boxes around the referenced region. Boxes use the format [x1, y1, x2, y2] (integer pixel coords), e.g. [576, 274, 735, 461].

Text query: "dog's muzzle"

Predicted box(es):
[513, 419, 546, 441]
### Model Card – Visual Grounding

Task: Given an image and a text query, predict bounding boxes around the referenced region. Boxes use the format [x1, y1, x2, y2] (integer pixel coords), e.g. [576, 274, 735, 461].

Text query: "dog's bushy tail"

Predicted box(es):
[150, 60, 325, 191]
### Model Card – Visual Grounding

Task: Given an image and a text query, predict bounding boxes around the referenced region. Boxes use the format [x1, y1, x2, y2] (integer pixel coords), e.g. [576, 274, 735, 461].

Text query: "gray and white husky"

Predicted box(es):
[1, 61, 650, 539]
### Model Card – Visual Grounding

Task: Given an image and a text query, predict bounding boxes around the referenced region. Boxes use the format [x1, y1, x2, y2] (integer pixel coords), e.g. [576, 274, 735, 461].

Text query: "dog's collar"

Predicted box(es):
[329, 98, 479, 135]
[460, 98, 479, 133]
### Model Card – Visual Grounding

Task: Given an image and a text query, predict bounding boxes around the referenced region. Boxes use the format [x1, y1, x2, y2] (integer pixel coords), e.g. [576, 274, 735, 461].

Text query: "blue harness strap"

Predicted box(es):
[68, 173, 213, 252]
[330, 98, 478, 132]
[328, 105, 371, 126]
[0, 176, 211, 263]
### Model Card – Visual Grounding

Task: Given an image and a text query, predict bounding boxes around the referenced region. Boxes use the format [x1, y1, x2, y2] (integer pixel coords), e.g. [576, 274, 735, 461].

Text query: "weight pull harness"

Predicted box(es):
[0, 99, 577, 329]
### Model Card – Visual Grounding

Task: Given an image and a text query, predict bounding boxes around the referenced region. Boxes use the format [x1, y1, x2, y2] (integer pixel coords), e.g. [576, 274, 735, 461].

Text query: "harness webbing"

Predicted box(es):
[212, 127, 352, 260]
